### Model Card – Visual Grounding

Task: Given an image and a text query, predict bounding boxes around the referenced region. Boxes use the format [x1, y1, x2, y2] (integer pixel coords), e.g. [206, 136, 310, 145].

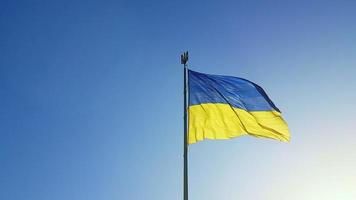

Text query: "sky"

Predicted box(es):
[1, 0, 356, 200]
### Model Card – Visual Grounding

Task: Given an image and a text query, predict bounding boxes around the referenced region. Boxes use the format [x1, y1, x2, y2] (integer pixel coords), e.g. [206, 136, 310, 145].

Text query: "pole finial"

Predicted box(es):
[181, 51, 189, 65]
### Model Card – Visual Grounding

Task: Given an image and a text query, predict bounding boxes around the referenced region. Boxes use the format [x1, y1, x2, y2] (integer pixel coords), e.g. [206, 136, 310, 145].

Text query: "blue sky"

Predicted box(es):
[1, 0, 356, 199]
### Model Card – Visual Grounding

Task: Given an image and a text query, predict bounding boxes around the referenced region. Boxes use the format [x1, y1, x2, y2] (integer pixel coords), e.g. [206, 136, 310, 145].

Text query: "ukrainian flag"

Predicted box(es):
[188, 70, 290, 144]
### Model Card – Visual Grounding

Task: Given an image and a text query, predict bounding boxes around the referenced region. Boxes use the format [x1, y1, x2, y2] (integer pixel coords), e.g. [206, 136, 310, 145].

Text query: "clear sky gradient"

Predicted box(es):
[1, 0, 356, 200]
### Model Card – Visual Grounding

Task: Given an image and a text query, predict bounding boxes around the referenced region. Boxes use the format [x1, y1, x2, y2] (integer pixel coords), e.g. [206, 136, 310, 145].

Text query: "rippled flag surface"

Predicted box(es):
[188, 70, 290, 144]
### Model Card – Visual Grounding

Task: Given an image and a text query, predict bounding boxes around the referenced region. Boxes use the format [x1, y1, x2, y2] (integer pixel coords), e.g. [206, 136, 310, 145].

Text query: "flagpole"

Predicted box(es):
[181, 51, 189, 200]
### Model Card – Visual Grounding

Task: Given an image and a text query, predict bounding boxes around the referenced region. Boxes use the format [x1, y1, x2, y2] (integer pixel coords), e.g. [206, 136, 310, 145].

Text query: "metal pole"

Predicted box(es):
[181, 51, 189, 200]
